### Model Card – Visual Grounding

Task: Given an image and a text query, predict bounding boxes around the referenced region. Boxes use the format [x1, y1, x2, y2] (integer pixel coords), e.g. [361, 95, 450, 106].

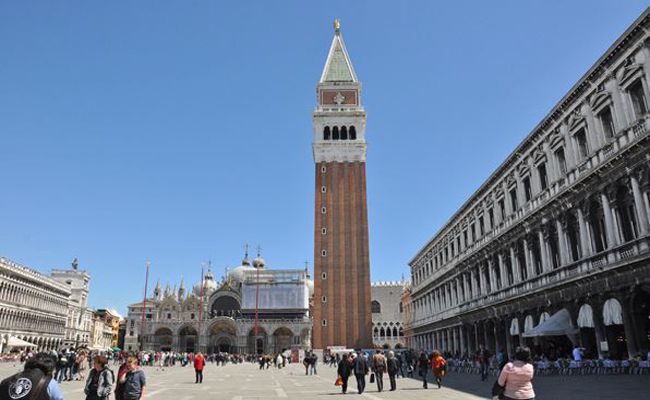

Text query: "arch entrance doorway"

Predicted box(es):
[208, 319, 237, 354]
[179, 326, 198, 353]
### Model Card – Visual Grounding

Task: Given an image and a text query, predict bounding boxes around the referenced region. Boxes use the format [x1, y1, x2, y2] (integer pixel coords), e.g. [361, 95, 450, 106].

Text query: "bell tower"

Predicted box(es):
[312, 20, 372, 349]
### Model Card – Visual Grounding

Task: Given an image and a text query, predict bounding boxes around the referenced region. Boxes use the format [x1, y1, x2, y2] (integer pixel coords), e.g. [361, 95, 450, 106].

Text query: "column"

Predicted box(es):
[470, 269, 478, 298]
[554, 218, 568, 265]
[504, 319, 514, 359]
[510, 246, 521, 283]
[577, 207, 593, 257]
[493, 320, 501, 355]
[463, 274, 470, 299]
[621, 296, 639, 358]
[458, 325, 467, 357]
[601, 192, 618, 248]
[498, 253, 507, 288]
[592, 300, 607, 359]
[482, 322, 491, 352]
[488, 259, 498, 292]
[631, 174, 650, 235]
[473, 324, 480, 353]
[522, 237, 533, 278]
[538, 229, 550, 273]
[456, 278, 462, 304]
[479, 264, 487, 295]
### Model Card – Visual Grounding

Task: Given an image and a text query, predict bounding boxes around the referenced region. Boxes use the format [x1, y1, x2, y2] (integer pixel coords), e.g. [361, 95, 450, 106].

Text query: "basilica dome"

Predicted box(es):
[193, 269, 218, 296]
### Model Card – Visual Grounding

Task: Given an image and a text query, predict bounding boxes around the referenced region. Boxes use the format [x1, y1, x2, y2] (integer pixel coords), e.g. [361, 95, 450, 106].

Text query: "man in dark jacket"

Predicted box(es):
[353, 351, 369, 394]
[336, 353, 353, 394]
[0, 352, 63, 400]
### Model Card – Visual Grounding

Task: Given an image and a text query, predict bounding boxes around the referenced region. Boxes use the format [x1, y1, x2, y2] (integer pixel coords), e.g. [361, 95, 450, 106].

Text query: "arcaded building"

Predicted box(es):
[410, 10, 650, 360]
[125, 253, 313, 354]
[312, 21, 372, 350]
[371, 281, 407, 348]
[0, 256, 70, 352]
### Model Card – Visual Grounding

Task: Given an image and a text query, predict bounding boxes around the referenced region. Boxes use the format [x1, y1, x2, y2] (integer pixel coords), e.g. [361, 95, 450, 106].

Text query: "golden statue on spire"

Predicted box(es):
[334, 19, 340, 34]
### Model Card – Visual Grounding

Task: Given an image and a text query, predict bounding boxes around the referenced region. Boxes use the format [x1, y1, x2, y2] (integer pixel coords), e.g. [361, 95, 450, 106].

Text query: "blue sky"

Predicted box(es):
[1, 1, 647, 314]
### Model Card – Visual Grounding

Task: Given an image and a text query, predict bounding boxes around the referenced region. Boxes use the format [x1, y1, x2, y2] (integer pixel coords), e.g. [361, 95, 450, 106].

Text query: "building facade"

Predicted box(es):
[125, 254, 313, 354]
[90, 311, 113, 351]
[409, 10, 650, 360]
[312, 20, 372, 350]
[0, 256, 70, 352]
[95, 309, 122, 349]
[371, 281, 407, 348]
[51, 263, 93, 348]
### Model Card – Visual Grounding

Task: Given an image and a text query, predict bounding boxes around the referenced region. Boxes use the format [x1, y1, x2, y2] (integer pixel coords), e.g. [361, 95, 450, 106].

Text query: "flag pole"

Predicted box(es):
[140, 260, 150, 351]
[198, 263, 205, 353]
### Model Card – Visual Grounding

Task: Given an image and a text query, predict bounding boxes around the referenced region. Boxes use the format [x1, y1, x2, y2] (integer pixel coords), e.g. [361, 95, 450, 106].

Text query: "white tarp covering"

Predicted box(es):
[577, 304, 595, 328]
[524, 315, 535, 333]
[603, 298, 623, 326]
[509, 318, 520, 336]
[539, 311, 550, 324]
[522, 309, 578, 338]
[6, 337, 37, 348]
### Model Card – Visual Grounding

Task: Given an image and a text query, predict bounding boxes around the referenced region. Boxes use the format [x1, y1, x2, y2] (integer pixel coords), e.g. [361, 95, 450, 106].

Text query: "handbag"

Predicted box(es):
[491, 379, 505, 399]
[369, 373, 375, 383]
[335, 376, 343, 386]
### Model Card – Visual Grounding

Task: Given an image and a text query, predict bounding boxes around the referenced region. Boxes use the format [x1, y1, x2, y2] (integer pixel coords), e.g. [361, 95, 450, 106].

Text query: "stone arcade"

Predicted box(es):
[409, 10, 650, 360]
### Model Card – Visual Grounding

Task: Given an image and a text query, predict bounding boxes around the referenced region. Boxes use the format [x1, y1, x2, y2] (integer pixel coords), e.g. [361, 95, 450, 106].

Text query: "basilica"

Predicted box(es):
[124, 253, 313, 354]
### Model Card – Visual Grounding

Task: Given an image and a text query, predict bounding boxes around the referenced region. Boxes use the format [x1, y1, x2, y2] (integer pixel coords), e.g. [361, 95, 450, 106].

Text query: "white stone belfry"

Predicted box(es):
[312, 20, 367, 163]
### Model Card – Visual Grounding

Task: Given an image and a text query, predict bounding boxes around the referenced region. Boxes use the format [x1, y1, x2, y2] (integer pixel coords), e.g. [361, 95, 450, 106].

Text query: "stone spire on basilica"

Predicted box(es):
[154, 279, 162, 301]
[178, 278, 185, 300]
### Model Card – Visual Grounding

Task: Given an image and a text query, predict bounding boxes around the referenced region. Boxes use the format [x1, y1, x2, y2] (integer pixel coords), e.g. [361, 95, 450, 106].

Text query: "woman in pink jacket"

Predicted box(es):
[496, 347, 535, 400]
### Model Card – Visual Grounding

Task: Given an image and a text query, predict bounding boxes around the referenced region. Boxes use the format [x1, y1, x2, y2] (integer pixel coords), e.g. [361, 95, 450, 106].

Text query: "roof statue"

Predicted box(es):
[334, 18, 340, 34]
[71, 258, 79, 270]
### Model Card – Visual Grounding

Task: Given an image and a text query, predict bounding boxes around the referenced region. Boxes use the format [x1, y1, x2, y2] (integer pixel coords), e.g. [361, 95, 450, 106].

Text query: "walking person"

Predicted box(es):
[477, 346, 491, 381]
[336, 353, 353, 394]
[194, 352, 205, 384]
[430, 351, 447, 389]
[371, 350, 387, 392]
[353, 351, 369, 394]
[494, 347, 535, 400]
[0, 352, 64, 400]
[417, 352, 429, 389]
[119, 356, 146, 400]
[84, 356, 114, 400]
[386, 351, 399, 391]
[309, 353, 318, 375]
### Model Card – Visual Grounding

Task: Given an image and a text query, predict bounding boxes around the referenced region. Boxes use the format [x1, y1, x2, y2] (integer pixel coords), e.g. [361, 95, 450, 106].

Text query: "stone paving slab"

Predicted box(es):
[0, 361, 648, 399]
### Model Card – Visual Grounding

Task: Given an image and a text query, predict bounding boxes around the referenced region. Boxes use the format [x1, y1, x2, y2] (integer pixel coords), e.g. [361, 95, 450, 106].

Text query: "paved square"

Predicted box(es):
[1, 361, 648, 399]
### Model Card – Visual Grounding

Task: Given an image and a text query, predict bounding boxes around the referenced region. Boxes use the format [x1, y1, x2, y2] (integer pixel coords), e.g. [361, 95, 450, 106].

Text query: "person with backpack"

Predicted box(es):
[371, 349, 387, 392]
[85, 355, 114, 400]
[0, 352, 63, 400]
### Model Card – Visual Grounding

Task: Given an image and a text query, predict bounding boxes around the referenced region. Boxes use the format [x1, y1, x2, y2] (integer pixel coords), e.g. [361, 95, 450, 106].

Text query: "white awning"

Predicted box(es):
[522, 309, 578, 338]
[603, 298, 623, 326]
[577, 304, 595, 328]
[539, 311, 550, 324]
[5, 337, 37, 348]
[524, 315, 535, 333]
[509, 318, 520, 336]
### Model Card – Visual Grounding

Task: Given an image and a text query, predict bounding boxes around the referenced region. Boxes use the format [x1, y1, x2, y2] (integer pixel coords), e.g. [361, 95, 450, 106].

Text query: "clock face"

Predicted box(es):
[320, 90, 357, 106]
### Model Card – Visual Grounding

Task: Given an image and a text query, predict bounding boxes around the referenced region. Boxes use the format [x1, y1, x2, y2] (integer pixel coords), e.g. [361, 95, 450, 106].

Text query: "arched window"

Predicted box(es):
[323, 126, 330, 140]
[371, 300, 381, 313]
[379, 327, 385, 339]
[349, 126, 357, 140]
[340, 126, 348, 140]
[332, 126, 340, 140]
